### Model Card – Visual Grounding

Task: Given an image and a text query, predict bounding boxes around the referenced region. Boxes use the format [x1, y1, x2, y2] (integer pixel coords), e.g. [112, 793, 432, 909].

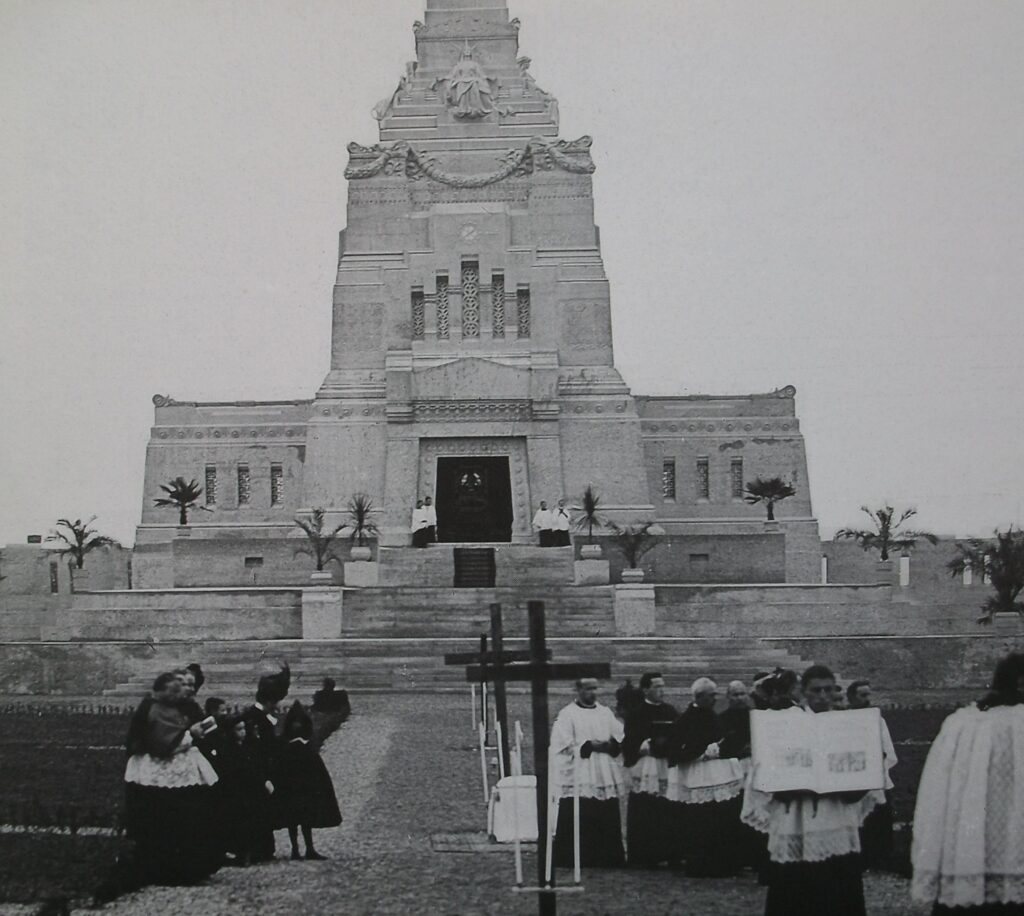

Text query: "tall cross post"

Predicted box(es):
[464, 600, 611, 916]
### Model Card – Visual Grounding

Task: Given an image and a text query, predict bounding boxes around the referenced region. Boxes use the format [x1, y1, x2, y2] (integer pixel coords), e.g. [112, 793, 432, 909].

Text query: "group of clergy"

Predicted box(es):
[547, 666, 898, 916]
[531, 499, 573, 546]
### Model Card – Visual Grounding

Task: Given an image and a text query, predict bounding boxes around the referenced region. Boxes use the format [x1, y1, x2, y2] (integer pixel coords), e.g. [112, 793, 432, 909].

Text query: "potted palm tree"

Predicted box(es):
[609, 522, 665, 583]
[154, 477, 211, 536]
[344, 493, 379, 561]
[343, 493, 380, 586]
[294, 508, 345, 583]
[947, 527, 1024, 625]
[743, 477, 796, 529]
[835, 504, 937, 579]
[47, 517, 120, 592]
[572, 485, 607, 559]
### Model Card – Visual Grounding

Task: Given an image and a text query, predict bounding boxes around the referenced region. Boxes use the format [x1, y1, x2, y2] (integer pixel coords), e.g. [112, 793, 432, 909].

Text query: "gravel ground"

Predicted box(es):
[18, 693, 929, 916]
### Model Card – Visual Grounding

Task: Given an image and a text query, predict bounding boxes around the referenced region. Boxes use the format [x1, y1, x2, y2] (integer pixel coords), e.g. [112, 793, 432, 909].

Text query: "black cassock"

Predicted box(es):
[667, 704, 742, 877]
[622, 700, 679, 866]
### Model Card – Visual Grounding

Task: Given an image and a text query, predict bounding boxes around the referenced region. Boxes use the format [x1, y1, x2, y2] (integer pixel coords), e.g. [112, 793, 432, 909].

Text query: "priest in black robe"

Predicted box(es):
[622, 671, 679, 867]
[667, 678, 746, 876]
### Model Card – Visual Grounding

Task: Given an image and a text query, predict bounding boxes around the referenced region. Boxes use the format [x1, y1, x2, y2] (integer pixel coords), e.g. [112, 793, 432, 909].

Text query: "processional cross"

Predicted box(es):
[463, 600, 611, 916]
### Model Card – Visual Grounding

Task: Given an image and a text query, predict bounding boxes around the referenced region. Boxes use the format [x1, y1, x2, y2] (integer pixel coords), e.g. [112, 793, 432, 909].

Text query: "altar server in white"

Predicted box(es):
[549, 677, 626, 867]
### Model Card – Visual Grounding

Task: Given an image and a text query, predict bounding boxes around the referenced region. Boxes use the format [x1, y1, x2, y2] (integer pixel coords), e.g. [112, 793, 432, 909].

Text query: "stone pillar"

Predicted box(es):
[381, 434, 419, 546]
[302, 586, 343, 639]
[614, 584, 656, 636]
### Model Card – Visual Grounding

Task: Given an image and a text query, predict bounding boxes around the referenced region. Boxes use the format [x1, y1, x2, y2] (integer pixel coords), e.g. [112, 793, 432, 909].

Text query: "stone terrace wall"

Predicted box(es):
[653, 583, 1001, 637]
[43, 589, 302, 641]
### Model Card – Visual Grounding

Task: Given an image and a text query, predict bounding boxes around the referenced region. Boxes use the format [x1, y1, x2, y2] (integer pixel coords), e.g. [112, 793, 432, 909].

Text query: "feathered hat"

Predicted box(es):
[255, 662, 291, 704]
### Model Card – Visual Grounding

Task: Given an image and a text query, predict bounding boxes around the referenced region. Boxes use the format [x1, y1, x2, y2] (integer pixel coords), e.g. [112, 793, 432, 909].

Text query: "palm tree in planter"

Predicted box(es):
[572, 485, 608, 557]
[344, 493, 379, 561]
[47, 517, 120, 576]
[609, 521, 666, 582]
[294, 508, 346, 579]
[154, 477, 211, 526]
[743, 477, 796, 523]
[947, 527, 1024, 624]
[835, 505, 937, 563]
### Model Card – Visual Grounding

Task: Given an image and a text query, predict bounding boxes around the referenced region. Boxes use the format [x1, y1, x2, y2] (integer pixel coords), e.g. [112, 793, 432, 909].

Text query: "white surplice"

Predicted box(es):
[549, 702, 626, 801]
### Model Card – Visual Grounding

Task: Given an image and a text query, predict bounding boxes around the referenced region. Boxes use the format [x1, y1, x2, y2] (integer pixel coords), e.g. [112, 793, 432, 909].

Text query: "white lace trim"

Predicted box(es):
[768, 824, 862, 864]
[628, 756, 668, 796]
[667, 781, 744, 805]
[666, 758, 745, 804]
[912, 870, 1024, 906]
[124, 747, 219, 788]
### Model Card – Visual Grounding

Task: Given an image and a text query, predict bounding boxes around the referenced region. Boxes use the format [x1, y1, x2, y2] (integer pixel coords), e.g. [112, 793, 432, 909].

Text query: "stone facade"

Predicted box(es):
[132, 0, 820, 586]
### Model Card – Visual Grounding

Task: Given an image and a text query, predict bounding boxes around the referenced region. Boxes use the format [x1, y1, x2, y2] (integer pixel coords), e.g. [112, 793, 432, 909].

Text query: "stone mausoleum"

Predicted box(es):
[133, 0, 820, 589]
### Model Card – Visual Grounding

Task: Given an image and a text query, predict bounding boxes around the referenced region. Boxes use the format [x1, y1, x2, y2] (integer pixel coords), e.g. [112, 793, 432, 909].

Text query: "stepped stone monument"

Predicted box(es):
[133, 0, 820, 589]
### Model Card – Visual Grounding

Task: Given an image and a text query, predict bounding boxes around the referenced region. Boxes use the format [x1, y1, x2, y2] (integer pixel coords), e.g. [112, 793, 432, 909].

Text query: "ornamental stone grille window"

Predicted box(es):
[662, 459, 677, 500]
[517, 287, 531, 338]
[461, 261, 480, 338]
[270, 464, 284, 506]
[237, 465, 251, 505]
[696, 457, 710, 499]
[205, 466, 217, 506]
[436, 275, 450, 340]
[491, 273, 505, 338]
[411, 290, 425, 341]
[730, 458, 744, 498]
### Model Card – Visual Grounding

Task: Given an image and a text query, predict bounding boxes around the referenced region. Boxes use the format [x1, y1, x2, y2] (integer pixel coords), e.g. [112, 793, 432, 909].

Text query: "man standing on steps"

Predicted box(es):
[622, 671, 679, 867]
[532, 500, 553, 547]
[551, 498, 572, 547]
[550, 677, 626, 867]
[411, 499, 429, 548]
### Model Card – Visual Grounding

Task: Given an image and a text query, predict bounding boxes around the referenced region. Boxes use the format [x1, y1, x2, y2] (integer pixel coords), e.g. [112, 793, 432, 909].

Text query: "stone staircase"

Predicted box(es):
[453, 548, 495, 587]
[101, 637, 809, 699]
[340, 586, 616, 638]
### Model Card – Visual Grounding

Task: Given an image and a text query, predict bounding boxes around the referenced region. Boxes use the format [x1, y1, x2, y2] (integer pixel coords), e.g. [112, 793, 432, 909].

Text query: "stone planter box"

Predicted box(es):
[621, 567, 645, 583]
[350, 545, 372, 562]
[579, 543, 603, 559]
[302, 586, 343, 639]
[764, 520, 780, 532]
[70, 567, 90, 593]
[574, 559, 609, 586]
[345, 560, 379, 587]
[310, 570, 335, 584]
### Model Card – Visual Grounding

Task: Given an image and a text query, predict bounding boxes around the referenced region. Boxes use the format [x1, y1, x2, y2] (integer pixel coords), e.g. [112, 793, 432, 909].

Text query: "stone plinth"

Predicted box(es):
[574, 559, 609, 586]
[614, 584, 656, 636]
[344, 561, 379, 587]
[301, 587, 344, 639]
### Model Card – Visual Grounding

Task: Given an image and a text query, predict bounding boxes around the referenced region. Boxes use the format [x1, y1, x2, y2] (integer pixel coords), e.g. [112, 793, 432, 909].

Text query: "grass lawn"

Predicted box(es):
[0, 706, 348, 905]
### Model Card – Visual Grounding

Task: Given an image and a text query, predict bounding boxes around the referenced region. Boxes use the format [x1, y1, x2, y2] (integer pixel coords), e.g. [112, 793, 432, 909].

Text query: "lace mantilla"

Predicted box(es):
[125, 747, 219, 789]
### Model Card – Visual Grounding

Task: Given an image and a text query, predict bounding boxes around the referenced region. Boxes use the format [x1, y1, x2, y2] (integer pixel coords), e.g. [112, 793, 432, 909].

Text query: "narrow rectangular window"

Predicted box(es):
[411, 289, 425, 341]
[205, 466, 217, 506]
[270, 464, 284, 506]
[237, 465, 251, 505]
[662, 459, 677, 500]
[436, 275, 450, 340]
[491, 273, 505, 338]
[49, 562, 59, 594]
[517, 286, 530, 338]
[696, 458, 710, 499]
[730, 458, 744, 498]
[461, 261, 480, 338]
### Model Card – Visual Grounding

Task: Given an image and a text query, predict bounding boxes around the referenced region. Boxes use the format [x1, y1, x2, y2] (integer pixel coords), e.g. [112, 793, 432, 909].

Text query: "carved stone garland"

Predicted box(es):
[436, 278, 450, 340]
[344, 136, 596, 187]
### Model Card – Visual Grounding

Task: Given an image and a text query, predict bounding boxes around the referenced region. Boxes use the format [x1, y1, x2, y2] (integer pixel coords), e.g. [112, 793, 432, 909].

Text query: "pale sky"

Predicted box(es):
[2, 0, 1022, 546]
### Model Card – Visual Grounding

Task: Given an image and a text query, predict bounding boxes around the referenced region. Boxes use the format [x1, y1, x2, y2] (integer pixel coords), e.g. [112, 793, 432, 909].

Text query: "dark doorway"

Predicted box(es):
[435, 456, 513, 543]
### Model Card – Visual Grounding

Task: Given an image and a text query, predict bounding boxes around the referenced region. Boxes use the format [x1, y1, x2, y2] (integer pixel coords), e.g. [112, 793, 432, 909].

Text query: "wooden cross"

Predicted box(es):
[464, 600, 611, 916]
[444, 603, 549, 775]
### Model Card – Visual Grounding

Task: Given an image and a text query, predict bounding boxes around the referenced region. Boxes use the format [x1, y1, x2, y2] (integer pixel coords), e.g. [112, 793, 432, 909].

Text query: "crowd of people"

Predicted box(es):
[95, 665, 342, 903]
[548, 653, 1024, 916]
